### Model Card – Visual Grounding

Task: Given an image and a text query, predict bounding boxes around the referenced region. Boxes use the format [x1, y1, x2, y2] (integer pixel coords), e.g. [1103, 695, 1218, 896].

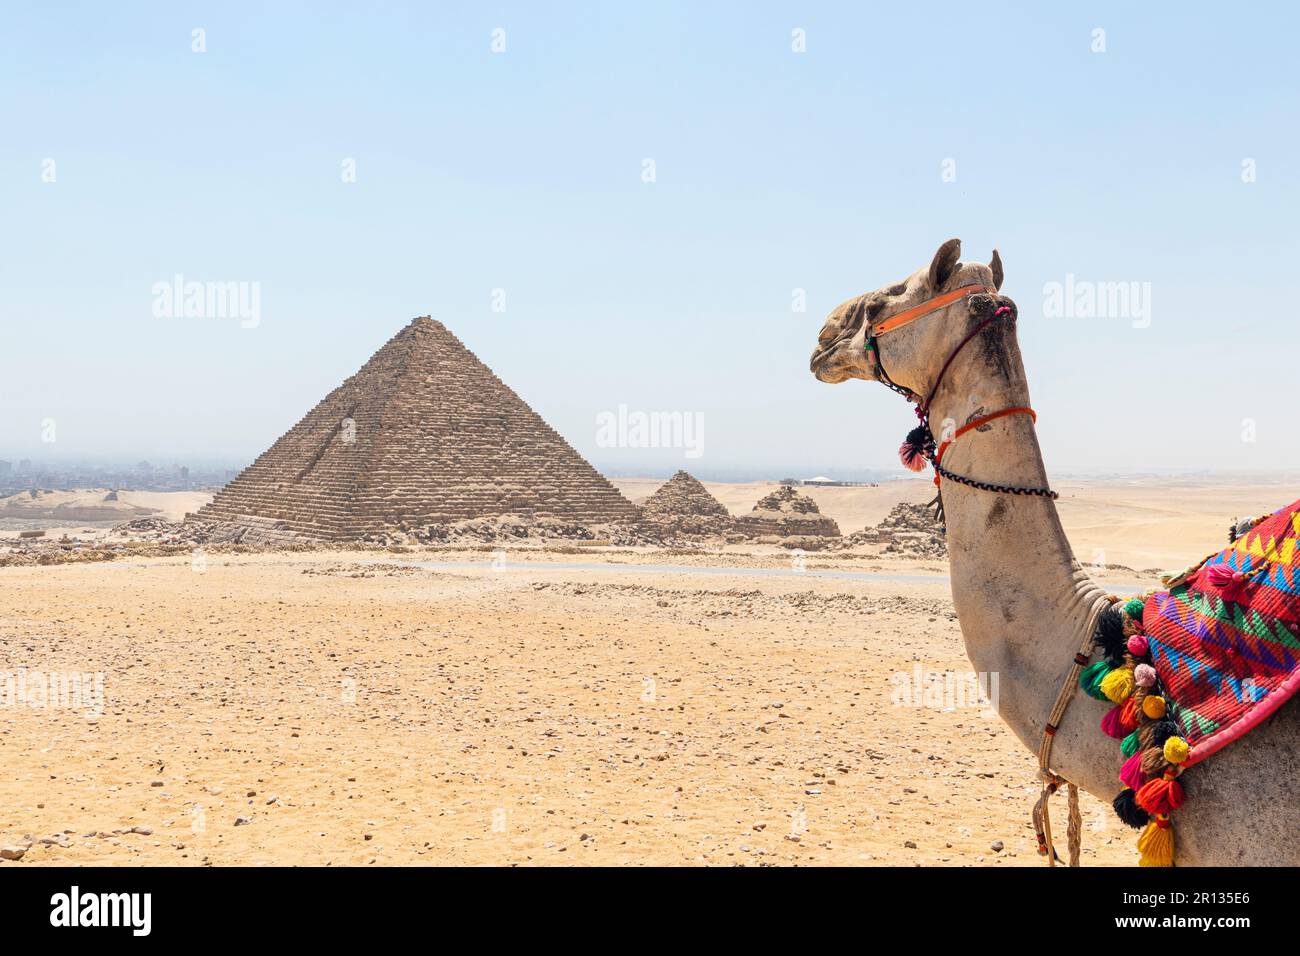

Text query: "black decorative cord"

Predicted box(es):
[933, 461, 1059, 499]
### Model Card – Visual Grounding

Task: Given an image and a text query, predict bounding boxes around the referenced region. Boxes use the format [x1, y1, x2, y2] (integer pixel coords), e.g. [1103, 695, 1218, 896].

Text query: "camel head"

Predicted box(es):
[809, 238, 1006, 393]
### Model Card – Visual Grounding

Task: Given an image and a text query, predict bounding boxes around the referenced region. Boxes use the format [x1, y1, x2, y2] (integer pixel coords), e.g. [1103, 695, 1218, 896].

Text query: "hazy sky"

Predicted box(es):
[3, 2, 1298, 479]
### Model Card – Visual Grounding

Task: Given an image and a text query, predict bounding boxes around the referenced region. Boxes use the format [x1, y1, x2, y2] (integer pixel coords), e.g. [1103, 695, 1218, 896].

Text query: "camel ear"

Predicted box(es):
[928, 238, 961, 290]
[990, 249, 1004, 291]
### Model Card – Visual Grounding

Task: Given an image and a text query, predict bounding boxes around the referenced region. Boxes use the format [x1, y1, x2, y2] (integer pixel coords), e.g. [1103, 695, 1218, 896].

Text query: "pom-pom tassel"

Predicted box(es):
[1120, 730, 1141, 758]
[1119, 751, 1146, 791]
[898, 426, 931, 472]
[1092, 606, 1128, 665]
[1137, 814, 1174, 867]
[1112, 787, 1149, 829]
[1140, 746, 1169, 778]
[1150, 719, 1180, 747]
[1203, 563, 1242, 588]
[1100, 705, 1128, 738]
[1163, 736, 1190, 764]
[1118, 697, 1140, 732]
[1100, 666, 1135, 703]
[1136, 770, 1185, 816]
[1079, 661, 1112, 701]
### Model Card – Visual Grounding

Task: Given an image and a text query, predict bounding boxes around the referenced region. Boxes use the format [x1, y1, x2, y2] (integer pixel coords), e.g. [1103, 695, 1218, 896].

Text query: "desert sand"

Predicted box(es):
[0, 476, 1291, 866]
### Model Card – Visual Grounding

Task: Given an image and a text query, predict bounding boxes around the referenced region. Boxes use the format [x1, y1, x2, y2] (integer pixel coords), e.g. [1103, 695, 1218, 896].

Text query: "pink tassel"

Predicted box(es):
[1204, 564, 1244, 588]
[1127, 634, 1149, 657]
[1134, 663, 1157, 687]
[899, 442, 928, 472]
[1119, 751, 1146, 791]
[1101, 705, 1127, 739]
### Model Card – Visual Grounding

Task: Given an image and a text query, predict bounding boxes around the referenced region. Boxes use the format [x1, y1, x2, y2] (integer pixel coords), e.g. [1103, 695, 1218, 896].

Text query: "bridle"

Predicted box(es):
[858, 282, 1058, 523]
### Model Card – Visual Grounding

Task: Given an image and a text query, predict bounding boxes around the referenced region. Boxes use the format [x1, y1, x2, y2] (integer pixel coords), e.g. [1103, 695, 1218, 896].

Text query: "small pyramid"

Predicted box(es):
[735, 485, 840, 538]
[195, 317, 639, 539]
[641, 470, 730, 520]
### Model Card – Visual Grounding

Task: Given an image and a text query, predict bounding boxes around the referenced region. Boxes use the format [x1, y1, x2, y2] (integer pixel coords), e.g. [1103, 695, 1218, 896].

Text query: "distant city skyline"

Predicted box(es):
[4, 4, 1298, 476]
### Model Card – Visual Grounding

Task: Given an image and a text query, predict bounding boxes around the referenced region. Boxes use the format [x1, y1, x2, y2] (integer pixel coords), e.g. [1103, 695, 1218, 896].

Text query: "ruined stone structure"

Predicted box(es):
[837, 502, 947, 557]
[194, 317, 639, 540]
[639, 470, 733, 536]
[734, 485, 840, 538]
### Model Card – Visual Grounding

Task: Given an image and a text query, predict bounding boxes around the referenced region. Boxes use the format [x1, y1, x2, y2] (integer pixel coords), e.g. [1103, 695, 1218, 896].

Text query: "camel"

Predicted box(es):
[809, 238, 1298, 866]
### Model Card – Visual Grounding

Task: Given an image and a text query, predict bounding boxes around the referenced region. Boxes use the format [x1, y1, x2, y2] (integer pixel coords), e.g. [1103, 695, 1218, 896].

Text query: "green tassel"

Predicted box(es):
[1121, 730, 1141, 757]
[1079, 660, 1112, 701]
[1125, 598, 1145, 621]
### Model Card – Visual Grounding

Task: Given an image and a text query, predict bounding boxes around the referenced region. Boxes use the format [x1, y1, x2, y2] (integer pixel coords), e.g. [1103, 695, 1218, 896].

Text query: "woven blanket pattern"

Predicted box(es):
[1143, 498, 1300, 766]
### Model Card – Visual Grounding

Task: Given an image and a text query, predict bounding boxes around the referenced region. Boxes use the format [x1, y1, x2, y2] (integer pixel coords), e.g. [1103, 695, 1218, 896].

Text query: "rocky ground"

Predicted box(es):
[0, 544, 1144, 867]
[3, 476, 1290, 866]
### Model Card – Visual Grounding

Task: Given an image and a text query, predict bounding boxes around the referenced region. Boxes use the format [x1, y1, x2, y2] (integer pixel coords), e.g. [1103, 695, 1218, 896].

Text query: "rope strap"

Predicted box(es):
[934, 407, 1037, 464]
[931, 407, 1061, 501]
[1033, 596, 1112, 867]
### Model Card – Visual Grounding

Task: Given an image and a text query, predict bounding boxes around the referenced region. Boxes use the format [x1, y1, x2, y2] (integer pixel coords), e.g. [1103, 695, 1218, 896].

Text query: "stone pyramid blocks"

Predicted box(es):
[735, 485, 840, 538]
[638, 470, 733, 537]
[195, 317, 639, 539]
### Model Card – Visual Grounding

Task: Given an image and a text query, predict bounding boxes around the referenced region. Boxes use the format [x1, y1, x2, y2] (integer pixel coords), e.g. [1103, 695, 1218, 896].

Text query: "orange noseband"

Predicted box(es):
[871, 284, 994, 336]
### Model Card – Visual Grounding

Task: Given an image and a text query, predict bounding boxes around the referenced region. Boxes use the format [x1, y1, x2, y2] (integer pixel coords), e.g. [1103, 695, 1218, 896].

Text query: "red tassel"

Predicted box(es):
[1136, 773, 1184, 815]
[1119, 696, 1140, 732]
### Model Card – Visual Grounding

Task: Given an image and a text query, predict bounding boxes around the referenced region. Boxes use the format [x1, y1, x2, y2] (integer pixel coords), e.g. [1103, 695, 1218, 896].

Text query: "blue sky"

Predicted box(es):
[2, 2, 1297, 479]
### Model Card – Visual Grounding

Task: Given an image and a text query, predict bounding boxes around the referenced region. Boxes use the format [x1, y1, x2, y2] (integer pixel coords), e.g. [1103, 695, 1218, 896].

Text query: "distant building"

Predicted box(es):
[0, 460, 10, 476]
[18, 459, 31, 473]
[788, 475, 878, 488]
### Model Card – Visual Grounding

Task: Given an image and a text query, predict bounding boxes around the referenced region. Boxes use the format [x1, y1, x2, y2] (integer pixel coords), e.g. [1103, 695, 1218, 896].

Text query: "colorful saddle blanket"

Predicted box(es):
[1144, 497, 1300, 766]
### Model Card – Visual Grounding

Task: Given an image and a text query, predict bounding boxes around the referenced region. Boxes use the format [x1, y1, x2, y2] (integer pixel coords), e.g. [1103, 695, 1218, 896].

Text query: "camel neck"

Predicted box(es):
[924, 332, 1116, 795]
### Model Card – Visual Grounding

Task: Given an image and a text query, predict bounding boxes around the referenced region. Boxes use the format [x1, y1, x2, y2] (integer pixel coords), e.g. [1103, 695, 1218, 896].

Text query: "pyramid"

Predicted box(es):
[194, 317, 639, 539]
[637, 470, 733, 537]
[641, 471, 730, 521]
[734, 486, 840, 538]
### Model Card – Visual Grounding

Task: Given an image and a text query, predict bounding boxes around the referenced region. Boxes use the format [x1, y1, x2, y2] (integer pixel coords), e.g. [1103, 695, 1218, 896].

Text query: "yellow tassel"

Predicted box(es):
[1142, 694, 1167, 719]
[1100, 667, 1135, 703]
[1137, 815, 1174, 867]
[1163, 736, 1190, 764]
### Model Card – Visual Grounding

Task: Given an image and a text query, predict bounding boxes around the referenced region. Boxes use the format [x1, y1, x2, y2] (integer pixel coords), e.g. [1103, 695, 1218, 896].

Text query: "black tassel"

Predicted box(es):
[1112, 787, 1149, 829]
[1092, 605, 1127, 666]
[1150, 719, 1180, 747]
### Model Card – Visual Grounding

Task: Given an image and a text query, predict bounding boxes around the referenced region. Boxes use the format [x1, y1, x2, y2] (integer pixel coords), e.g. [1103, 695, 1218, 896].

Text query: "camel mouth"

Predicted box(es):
[809, 344, 853, 384]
